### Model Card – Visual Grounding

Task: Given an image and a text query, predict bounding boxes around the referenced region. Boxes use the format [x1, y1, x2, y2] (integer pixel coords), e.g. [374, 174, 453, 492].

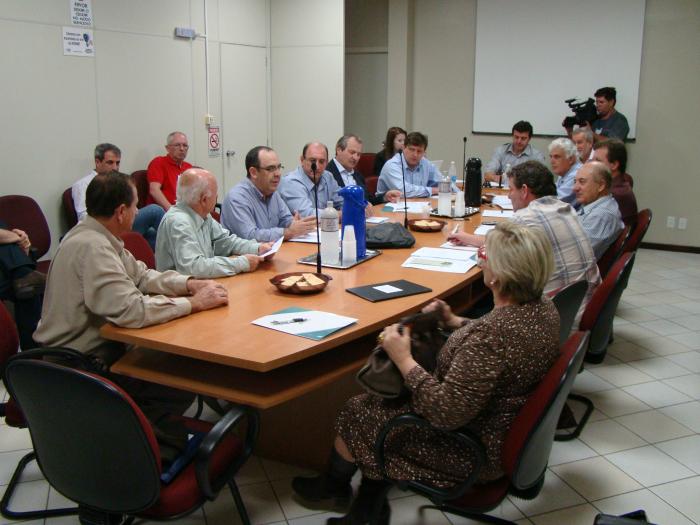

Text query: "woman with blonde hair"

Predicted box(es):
[292, 222, 560, 524]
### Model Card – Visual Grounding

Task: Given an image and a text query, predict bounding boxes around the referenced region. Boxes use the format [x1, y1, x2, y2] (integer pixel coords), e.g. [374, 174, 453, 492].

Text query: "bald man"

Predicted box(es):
[155, 168, 272, 278]
[573, 161, 624, 259]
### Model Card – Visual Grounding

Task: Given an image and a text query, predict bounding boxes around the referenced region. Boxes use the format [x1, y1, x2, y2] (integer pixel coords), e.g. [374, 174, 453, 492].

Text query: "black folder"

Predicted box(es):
[346, 280, 432, 302]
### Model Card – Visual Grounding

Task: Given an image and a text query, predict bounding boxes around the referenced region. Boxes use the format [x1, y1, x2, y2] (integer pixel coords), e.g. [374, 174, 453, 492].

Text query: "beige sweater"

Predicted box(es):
[34, 216, 192, 353]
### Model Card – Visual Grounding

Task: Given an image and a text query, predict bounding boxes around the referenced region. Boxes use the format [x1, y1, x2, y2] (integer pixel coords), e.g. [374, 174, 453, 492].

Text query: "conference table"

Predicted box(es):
[102, 196, 507, 468]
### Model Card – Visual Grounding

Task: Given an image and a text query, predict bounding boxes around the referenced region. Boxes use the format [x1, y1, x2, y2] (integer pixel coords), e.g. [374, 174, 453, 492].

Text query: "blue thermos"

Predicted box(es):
[339, 185, 366, 259]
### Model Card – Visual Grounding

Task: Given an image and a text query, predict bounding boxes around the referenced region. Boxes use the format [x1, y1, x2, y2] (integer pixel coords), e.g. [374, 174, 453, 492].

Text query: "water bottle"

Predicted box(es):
[320, 201, 339, 264]
[438, 173, 452, 216]
[341, 225, 357, 266]
[501, 163, 511, 188]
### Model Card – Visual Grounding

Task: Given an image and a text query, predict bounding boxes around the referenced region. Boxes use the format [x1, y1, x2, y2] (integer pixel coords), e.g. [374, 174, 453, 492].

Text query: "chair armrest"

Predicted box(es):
[374, 412, 487, 503]
[194, 404, 260, 500]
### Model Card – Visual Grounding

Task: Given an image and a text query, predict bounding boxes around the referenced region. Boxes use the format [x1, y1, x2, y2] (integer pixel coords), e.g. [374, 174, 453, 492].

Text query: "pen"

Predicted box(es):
[451, 224, 460, 235]
[271, 318, 307, 325]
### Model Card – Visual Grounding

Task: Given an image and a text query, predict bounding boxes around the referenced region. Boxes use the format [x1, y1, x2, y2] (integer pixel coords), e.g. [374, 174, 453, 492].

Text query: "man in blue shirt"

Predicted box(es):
[549, 138, 582, 210]
[377, 132, 441, 198]
[278, 142, 343, 218]
[221, 146, 317, 241]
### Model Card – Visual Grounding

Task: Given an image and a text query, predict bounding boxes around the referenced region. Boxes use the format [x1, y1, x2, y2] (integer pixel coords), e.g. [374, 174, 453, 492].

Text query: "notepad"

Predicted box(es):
[252, 307, 357, 340]
[346, 279, 432, 302]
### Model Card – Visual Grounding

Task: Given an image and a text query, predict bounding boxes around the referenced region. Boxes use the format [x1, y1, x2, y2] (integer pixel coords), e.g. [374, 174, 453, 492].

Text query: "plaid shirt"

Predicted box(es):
[578, 194, 624, 259]
[512, 196, 601, 325]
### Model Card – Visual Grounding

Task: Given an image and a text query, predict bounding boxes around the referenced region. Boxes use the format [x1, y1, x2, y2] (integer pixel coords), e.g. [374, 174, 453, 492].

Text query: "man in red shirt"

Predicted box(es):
[592, 139, 638, 225]
[147, 131, 193, 209]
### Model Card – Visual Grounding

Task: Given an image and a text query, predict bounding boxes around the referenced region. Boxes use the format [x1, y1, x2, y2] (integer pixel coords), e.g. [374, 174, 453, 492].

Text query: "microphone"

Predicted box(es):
[462, 136, 468, 190]
[311, 161, 322, 273]
[399, 151, 408, 228]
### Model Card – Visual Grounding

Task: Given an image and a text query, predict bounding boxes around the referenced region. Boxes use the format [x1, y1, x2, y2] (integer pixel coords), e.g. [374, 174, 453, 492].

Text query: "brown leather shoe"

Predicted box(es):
[12, 271, 46, 300]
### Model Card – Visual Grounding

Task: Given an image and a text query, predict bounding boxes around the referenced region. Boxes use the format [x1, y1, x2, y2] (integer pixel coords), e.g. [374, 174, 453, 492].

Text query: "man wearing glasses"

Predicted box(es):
[277, 142, 343, 218]
[147, 131, 193, 210]
[221, 146, 316, 241]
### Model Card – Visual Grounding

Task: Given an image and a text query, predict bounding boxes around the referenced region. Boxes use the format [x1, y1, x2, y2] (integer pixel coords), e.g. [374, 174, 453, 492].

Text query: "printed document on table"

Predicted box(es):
[474, 224, 496, 235]
[383, 201, 431, 214]
[482, 210, 514, 218]
[491, 196, 513, 209]
[439, 241, 479, 252]
[289, 228, 341, 243]
[252, 307, 357, 340]
[402, 247, 477, 273]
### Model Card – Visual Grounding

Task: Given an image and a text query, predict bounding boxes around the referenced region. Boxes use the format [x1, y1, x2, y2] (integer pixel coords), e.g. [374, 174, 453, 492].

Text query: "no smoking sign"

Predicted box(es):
[208, 126, 220, 157]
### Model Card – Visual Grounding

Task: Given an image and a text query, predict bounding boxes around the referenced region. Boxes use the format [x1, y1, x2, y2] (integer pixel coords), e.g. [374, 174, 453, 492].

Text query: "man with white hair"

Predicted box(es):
[574, 161, 624, 259]
[155, 168, 272, 278]
[571, 126, 594, 164]
[549, 138, 582, 210]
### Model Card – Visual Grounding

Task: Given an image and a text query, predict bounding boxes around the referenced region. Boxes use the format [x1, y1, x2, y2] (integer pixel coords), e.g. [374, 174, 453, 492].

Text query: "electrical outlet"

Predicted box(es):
[678, 217, 688, 230]
[204, 114, 215, 126]
[666, 216, 676, 228]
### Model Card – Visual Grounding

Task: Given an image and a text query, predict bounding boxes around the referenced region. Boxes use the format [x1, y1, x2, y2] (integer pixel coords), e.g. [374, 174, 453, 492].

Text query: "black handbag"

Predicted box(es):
[356, 311, 449, 399]
[365, 222, 415, 248]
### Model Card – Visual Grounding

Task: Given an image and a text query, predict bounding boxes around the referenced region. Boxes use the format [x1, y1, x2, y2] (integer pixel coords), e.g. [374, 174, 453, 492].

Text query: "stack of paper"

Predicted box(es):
[253, 307, 357, 340]
[383, 201, 431, 214]
[482, 209, 514, 218]
[402, 247, 477, 273]
[289, 228, 340, 243]
[492, 195, 513, 210]
[439, 241, 479, 252]
[474, 224, 496, 235]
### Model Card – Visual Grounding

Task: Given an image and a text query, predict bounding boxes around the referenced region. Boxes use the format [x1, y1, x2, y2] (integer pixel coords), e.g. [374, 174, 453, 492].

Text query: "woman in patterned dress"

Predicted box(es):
[293, 222, 560, 525]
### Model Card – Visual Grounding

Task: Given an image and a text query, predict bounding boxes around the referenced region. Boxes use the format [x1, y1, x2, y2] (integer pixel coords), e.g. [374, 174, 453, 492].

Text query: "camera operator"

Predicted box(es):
[590, 87, 629, 141]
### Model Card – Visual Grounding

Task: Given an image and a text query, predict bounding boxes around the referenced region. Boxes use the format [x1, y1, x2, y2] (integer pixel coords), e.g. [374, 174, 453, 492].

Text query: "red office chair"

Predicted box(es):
[556, 253, 636, 442]
[0, 195, 51, 272]
[375, 332, 590, 525]
[62, 188, 79, 230]
[130, 170, 150, 209]
[622, 209, 651, 253]
[1, 312, 80, 520]
[358, 152, 377, 178]
[120, 232, 156, 269]
[597, 225, 630, 279]
[365, 176, 379, 196]
[4, 349, 259, 525]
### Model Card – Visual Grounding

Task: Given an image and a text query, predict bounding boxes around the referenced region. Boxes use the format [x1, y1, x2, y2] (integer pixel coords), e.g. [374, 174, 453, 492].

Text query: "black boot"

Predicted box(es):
[292, 448, 357, 504]
[326, 477, 391, 525]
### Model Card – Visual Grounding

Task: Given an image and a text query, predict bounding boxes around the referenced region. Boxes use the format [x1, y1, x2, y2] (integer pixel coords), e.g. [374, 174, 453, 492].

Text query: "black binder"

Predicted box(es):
[346, 280, 432, 303]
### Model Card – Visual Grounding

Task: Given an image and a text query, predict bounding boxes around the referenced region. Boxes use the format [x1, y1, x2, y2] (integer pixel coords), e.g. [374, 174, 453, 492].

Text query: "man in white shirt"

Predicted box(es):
[72, 143, 165, 248]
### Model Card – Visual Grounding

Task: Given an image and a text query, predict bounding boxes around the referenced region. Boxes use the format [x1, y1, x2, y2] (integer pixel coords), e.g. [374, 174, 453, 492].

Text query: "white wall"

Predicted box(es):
[379, 0, 700, 248]
[0, 0, 344, 255]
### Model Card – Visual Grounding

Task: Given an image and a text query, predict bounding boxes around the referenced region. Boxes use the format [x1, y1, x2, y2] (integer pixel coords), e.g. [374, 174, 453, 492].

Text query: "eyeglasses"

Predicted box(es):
[258, 164, 284, 173]
[477, 245, 487, 267]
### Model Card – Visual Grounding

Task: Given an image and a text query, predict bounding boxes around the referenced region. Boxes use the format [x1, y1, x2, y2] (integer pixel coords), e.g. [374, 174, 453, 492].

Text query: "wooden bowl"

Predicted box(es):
[407, 218, 447, 232]
[270, 272, 332, 294]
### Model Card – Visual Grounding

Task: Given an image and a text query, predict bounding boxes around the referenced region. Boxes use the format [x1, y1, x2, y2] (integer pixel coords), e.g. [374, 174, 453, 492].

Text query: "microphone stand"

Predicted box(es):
[399, 151, 408, 228]
[312, 161, 322, 273]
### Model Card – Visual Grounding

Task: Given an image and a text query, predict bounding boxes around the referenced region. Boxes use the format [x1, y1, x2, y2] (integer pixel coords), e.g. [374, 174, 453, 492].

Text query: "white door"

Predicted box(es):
[221, 44, 268, 193]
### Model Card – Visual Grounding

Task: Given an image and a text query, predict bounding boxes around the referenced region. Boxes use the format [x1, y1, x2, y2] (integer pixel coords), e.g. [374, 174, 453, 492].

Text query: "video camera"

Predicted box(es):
[562, 97, 597, 128]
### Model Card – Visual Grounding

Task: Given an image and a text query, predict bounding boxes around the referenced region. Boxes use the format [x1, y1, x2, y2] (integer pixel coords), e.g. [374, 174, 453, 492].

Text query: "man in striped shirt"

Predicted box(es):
[574, 162, 624, 259]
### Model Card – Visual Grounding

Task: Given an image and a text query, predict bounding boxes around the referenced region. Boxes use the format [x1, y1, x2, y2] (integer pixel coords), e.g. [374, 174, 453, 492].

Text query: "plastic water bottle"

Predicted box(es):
[438, 173, 452, 216]
[501, 163, 511, 188]
[320, 201, 339, 264]
[341, 225, 357, 266]
[448, 161, 457, 185]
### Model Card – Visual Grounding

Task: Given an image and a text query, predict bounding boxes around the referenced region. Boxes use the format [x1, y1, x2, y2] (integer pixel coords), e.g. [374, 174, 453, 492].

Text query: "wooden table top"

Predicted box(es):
[101, 198, 507, 372]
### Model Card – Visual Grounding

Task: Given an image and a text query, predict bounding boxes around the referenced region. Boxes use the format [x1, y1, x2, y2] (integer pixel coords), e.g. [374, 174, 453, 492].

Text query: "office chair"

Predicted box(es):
[130, 170, 150, 208]
[0, 195, 52, 272]
[358, 152, 377, 178]
[622, 209, 651, 253]
[597, 225, 630, 279]
[549, 280, 589, 346]
[4, 349, 259, 525]
[375, 332, 590, 525]
[61, 187, 79, 230]
[120, 231, 156, 269]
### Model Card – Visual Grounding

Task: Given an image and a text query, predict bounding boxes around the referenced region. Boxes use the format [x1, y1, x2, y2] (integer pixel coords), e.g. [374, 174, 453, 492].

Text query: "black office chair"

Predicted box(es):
[550, 280, 588, 346]
[4, 349, 259, 525]
[375, 332, 590, 525]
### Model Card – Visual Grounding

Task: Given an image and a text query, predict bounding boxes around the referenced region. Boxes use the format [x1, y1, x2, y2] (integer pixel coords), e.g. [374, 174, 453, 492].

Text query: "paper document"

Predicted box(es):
[252, 307, 357, 340]
[491, 196, 513, 210]
[474, 224, 496, 235]
[289, 228, 341, 244]
[366, 216, 389, 224]
[384, 201, 431, 214]
[402, 247, 477, 274]
[259, 236, 283, 258]
[439, 241, 479, 252]
[482, 210, 514, 218]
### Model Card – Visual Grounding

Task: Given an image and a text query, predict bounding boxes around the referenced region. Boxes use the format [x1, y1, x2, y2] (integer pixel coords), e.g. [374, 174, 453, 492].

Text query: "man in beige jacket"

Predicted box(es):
[34, 172, 228, 424]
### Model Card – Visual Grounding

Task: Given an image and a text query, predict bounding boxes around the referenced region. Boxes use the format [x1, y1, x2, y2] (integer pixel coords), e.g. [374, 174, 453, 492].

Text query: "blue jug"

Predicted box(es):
[339, 185, 366, 259]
